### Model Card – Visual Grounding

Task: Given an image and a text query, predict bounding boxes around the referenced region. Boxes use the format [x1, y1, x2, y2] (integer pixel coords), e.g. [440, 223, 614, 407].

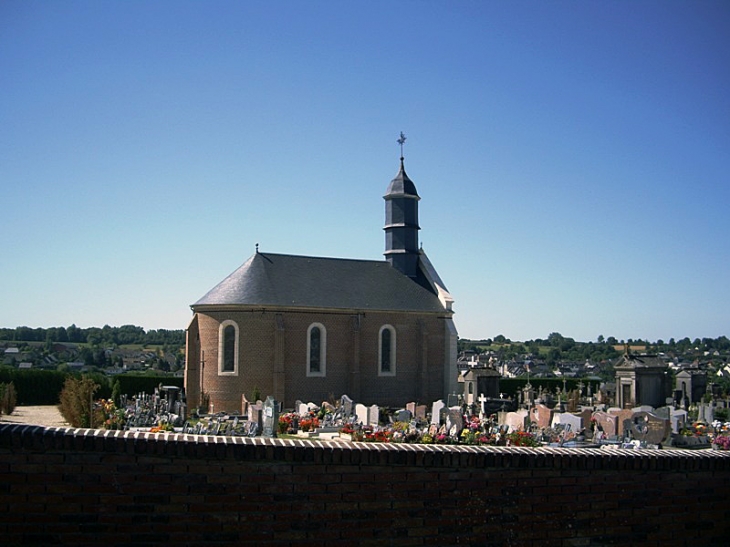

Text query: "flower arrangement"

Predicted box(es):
[299, 414, 320, 432]
[278, 412, 297, 434]
[96, 399, 126, 430]
[712, 434, 730, 450]
[505, 431, 541, 447]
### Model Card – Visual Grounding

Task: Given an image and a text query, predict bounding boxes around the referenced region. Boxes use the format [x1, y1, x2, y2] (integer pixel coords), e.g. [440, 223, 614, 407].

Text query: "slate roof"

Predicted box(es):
[192, 252, 449, 313]
[385, 159, 419, 198]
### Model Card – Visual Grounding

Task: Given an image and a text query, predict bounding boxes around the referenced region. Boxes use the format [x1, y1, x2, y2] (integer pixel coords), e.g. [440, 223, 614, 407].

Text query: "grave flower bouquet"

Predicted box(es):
[505, 431, 541, 447]
[712, 434, 730, 450]
[278, 412, 297, 434]
[299, 413, 320, 432]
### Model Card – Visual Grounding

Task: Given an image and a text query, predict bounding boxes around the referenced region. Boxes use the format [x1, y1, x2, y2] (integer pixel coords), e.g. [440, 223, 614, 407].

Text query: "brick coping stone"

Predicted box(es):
[2, 423, 729, 471]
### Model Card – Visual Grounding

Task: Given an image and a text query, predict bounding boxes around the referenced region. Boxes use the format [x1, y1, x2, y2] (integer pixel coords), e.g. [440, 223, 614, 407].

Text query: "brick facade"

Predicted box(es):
[185, 308, 452, 412]
[2, 424, 729, 546]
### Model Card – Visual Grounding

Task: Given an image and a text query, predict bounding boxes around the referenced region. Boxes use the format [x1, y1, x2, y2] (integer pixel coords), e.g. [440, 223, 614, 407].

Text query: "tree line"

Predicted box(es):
[0, 324, 185, 347]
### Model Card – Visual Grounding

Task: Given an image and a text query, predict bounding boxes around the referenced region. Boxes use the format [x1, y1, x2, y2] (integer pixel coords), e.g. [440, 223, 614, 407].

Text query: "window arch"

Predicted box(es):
[378, 324, 396, 376]
[218, 320, 239, 375]
[307, 323, 326, 377]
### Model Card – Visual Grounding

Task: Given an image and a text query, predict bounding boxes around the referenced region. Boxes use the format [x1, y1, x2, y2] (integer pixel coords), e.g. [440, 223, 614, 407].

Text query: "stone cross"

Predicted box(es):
[478, 393, 487, 417]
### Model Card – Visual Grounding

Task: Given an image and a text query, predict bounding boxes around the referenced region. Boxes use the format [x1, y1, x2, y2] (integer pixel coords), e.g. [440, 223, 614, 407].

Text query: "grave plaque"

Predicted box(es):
[262, 396, 278, 438]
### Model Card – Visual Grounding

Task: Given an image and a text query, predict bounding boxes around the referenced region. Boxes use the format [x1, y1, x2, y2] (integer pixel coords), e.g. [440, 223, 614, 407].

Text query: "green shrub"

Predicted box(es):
[58, 376, 100, 428]
[0, 382, 17, 415]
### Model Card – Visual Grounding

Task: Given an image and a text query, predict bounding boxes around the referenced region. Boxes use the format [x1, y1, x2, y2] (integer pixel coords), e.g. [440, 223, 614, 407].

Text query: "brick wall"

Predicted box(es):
[2, 424, 729, 546]
[188, 309, 450, 411]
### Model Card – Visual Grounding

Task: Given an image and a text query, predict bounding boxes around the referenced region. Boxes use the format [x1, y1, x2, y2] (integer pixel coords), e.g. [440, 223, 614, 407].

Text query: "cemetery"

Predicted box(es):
[105, 377, 730, 452]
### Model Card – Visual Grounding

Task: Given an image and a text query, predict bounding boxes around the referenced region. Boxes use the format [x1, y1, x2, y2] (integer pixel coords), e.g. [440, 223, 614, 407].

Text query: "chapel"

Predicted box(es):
[184, 151, 458, 412]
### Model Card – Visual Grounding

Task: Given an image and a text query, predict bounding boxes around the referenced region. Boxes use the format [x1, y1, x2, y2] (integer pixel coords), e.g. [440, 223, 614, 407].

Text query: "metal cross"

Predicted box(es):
[397, 132, 406, 158]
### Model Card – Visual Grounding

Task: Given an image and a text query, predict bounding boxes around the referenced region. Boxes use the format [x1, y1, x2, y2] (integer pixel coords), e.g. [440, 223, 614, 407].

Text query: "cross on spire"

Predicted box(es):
[397, 131, 406, 159]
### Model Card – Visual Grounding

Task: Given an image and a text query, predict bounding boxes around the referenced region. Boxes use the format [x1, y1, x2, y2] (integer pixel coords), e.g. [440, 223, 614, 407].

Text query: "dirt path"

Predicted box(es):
[0, 405, 69, 427]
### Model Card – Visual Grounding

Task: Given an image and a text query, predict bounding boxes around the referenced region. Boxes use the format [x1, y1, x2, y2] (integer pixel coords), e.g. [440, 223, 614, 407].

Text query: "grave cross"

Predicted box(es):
[478, 393, 488, 417]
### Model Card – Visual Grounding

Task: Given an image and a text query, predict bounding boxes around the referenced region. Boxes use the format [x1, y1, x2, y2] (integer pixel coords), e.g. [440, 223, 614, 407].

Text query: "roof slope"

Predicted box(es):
[193, 252, 449, 313]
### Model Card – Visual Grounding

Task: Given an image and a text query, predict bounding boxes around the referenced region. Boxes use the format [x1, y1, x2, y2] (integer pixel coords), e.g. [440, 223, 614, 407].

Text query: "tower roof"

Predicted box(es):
[385, 158, 419, 198]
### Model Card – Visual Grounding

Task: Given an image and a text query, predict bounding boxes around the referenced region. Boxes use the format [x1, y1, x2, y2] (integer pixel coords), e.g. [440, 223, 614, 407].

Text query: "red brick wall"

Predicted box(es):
[187, 308, 451, 411]
[2, 424, 729, 546]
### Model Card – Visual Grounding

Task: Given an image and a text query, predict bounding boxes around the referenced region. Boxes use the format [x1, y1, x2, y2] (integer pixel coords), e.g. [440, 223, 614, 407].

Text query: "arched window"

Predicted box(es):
[307, 323, 326, 377]
[218, 320, 239, 375]
[379, 325, 396, 376]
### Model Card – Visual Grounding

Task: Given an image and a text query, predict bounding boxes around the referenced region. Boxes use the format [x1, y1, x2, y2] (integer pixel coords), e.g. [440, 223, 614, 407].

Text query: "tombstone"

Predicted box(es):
[609, 408, 634, 437]
[551, 412, 582, 433]
[670, 408, 688, 434]
[298, 402, 310, 417]
[355, 403, 369, 426]
[249, 401, 264, 433]
[446, 407, 463, 434]
[406, 402, 417, 416]
[530, 404, 553, 429]
[698, 402, 714, 423]
[262, 396, 279, 438]
[579, 408, 593, 430]
[504, 409, 529, 432]
[592, 411, 618, 438]
[340, 394, 354, 418]
[625, 410, 671, 445]
[396, 409, 412, 423]
[431, 400, 446, 425]
[414, 405, 427, 420]
[369, 405, 380, 426]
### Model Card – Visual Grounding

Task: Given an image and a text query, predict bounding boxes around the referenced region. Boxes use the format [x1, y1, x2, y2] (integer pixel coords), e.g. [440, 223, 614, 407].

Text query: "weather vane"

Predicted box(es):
[397, 131, 406, 159]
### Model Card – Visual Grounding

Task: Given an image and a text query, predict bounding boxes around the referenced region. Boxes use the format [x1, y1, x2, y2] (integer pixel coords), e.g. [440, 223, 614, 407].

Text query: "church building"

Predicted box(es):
[184, 150, 458, 412]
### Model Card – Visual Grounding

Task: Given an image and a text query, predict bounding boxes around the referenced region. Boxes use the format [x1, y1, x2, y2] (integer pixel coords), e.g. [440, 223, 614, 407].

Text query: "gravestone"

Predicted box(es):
[356, 404, 369, 425]
[396, 409, 412, 423]
[446, 407, 463, 434]
[625, 410, 671, 445]
[431, 400, 446, 425]
[369, 404, 380, 426]
[414, 405, 427, 420]
[406, 402, 417, 416]
[530, 404, 553, 429]
[552, 412, 582, 433]
[262, 396, 278, 438]
[579, 408, 593, 430]
[340, 394, 354, 418]
[609, 408, 634, 437]
[670, 408, 688, 434]
[249, 401, 264, 432]
[504, 409, 529, 432]
[298, 402, 310, 417]
[592, 411, 618, 438]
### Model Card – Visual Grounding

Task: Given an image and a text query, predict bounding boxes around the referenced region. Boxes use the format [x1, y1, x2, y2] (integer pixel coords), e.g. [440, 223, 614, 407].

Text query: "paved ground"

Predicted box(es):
[0, 405, 70, 427]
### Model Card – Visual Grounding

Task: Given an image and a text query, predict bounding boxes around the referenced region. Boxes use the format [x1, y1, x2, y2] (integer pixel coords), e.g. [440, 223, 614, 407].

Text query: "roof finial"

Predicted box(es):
[255, 243, 259, 253]
[397, 131, 406, 161]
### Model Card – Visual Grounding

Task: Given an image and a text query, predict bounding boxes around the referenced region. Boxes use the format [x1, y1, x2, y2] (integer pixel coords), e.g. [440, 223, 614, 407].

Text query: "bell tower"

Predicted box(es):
[384, 133, 420, 278]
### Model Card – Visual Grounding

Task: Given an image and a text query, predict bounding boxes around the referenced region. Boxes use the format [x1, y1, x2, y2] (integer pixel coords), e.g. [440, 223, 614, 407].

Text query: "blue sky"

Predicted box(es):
[1, 1, 728, 343]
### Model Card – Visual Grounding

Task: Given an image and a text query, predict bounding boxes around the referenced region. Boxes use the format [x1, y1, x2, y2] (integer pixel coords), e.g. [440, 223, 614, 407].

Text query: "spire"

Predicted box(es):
[384, 133, 420, 278]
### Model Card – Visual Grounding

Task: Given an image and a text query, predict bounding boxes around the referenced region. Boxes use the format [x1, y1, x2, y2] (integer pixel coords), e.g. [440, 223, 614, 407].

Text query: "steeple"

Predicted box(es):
[384, 133, 420, 278]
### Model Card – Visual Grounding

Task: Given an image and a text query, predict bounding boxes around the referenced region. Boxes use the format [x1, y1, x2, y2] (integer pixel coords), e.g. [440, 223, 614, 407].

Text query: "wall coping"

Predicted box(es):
[2, 423, 729, 471]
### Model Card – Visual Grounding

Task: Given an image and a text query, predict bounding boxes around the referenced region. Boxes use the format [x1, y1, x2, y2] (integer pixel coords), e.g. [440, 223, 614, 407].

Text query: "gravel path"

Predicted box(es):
[0, 405, 69, 427]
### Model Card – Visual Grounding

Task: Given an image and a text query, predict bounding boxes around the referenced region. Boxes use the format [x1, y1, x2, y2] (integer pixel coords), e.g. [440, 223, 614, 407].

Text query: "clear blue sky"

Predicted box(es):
[2, 1, 728, 343]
